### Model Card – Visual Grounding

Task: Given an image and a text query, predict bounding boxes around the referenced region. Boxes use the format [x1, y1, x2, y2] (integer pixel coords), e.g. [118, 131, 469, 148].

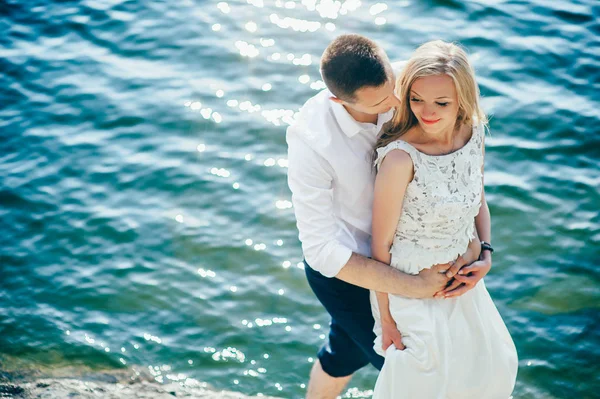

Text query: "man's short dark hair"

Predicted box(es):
[320, 34, 391, 102]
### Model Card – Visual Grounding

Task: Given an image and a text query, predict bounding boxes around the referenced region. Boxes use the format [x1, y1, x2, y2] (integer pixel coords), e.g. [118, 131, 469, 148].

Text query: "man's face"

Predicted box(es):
[343, 78, 402, 116]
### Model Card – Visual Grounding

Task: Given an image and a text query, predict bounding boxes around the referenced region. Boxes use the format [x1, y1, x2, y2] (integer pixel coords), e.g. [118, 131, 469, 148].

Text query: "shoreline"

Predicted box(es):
[0, 366, 281, 399]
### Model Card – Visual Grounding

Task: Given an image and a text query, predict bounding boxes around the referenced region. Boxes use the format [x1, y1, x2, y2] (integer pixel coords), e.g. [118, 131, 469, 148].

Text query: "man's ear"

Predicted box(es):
[329, 96, 344, 104]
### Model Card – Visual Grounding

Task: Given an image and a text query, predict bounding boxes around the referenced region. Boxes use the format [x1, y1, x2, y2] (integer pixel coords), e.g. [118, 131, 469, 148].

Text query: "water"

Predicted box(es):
[1, 0, 599, 397]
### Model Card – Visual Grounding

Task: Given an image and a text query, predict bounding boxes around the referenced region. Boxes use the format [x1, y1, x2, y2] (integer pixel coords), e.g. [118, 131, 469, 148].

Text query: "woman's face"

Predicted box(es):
[409, 74, 460, 135]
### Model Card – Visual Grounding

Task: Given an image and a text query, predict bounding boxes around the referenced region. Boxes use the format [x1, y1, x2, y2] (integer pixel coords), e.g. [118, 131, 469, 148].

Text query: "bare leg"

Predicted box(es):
[305, 359, 352, 399]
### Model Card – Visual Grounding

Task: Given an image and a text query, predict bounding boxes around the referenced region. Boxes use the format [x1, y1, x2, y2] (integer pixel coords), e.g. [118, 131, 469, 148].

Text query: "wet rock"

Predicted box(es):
[0, 383, 25, 396]
[12, 377, 282, 399]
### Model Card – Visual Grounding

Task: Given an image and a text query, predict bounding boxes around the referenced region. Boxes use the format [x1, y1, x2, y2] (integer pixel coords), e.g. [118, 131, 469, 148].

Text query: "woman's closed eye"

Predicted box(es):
[410, 98, 449, 107]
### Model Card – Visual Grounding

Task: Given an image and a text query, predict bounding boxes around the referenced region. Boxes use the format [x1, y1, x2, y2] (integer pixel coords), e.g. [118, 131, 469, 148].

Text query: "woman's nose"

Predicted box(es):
[422, 104, 436, 117]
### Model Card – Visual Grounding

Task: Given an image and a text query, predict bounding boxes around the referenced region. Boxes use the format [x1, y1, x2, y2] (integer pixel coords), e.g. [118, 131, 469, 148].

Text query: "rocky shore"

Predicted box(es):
[0, 368, 280, 399]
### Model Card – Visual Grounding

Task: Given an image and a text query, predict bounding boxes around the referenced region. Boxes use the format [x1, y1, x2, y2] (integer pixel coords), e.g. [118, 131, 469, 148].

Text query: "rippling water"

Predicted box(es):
[1, 0, 599, 397]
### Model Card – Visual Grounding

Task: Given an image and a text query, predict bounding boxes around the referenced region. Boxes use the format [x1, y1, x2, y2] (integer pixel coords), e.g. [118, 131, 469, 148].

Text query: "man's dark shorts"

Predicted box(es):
[304, 260, 384, 377]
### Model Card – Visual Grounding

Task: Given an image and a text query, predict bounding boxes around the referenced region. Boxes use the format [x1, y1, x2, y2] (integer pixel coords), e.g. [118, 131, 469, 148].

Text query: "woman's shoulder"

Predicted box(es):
[378, 139, 416, 154]
[382, 145, 413, 164]
[375, 140, 415, 172]
[468, 119, 486, 148]
[376, 146, 414, 186]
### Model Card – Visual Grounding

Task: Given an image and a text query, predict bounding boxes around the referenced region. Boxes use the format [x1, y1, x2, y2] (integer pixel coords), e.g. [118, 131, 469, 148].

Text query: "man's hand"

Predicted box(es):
[413, 262, 452, 298]
[381, 319, 405, 351]
[440, 253, 492, 298]
[433, 237, 483, 298]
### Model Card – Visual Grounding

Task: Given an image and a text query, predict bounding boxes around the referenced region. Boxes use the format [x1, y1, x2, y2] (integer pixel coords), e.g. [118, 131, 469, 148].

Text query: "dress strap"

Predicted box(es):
[374, 140, 417, 171]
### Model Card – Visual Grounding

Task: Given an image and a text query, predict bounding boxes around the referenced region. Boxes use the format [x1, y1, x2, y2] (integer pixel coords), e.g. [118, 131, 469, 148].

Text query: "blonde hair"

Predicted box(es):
[375, 40, 487, 155]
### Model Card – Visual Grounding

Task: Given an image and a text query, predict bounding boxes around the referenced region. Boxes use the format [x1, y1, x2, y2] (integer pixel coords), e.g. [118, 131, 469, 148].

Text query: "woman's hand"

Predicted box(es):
[381, 319, 405, 351]
[433, 236, 483, 298]
[442, 252, 492, 298]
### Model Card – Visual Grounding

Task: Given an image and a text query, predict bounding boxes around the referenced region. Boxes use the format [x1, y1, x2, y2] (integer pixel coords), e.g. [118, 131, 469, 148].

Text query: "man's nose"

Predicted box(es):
[390, 94, 402, 108]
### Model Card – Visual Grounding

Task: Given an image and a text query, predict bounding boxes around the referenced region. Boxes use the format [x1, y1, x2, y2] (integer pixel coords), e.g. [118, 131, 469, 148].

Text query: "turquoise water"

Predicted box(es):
[1, 0, 599, 397]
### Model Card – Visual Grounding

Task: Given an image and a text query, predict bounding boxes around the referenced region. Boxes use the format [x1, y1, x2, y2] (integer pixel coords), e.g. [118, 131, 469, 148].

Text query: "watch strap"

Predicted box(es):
[481, 241, 494, 254]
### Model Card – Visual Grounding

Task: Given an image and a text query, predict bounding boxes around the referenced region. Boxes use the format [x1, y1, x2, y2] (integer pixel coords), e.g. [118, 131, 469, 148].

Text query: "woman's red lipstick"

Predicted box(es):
[421, 117, 441, 125]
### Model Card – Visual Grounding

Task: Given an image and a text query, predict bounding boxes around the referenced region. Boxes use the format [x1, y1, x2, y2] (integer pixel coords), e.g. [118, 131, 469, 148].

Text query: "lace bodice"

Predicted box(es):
[374, 123, 484, 275]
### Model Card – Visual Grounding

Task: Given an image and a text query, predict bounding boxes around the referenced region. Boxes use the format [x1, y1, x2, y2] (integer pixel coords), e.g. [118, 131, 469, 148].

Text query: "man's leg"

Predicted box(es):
[306, 359, 351, 399]
[305, 318, 366, 399]
[304, 261, 384, 399]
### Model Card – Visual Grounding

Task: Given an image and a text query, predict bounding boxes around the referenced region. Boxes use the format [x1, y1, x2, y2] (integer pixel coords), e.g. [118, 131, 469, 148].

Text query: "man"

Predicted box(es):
[286, 34, 493, 399]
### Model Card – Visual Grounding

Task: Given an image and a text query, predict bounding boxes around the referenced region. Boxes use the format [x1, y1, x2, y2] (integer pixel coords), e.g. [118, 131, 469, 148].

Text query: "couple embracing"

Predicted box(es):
[287, 34, 518, 398]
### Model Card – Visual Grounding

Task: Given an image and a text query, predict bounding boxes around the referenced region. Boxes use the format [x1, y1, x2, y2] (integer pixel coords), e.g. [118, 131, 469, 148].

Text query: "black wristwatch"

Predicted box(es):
[481, 241, 494, 254]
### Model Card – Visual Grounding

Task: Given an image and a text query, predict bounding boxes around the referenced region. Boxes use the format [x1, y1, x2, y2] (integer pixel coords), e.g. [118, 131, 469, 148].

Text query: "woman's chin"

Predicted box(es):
[419, 122, 440, 132]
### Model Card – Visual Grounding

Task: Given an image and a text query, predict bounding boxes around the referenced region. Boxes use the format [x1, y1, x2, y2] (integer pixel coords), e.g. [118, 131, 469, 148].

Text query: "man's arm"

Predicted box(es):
[287, 132, 351, 278]
[336, 253, 451, 299]
[336, 236, 481, 298]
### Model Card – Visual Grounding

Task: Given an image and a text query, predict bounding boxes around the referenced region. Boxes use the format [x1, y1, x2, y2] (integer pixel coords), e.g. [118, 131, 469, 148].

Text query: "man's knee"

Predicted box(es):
[317, 344, 369, 377]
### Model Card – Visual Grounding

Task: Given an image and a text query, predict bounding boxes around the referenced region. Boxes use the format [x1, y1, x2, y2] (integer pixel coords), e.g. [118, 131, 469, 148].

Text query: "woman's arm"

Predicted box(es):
[372, 149, 414, 351]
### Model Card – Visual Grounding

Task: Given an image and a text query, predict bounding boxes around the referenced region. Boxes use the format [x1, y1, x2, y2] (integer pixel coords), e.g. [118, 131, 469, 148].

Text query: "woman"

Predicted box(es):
[370, 40, 518, 398]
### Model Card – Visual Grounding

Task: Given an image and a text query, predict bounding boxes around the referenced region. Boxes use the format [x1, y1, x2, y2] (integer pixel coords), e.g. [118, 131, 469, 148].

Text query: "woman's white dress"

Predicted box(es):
[371, 123, 518, 399]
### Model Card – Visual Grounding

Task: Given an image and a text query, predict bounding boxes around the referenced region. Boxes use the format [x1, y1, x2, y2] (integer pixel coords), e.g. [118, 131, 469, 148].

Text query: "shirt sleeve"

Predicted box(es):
[286, 131, 352, 277]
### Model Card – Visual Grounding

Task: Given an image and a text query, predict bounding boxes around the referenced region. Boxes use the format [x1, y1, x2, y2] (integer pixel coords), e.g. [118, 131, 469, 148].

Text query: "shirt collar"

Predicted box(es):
[330, 96, 394, 138]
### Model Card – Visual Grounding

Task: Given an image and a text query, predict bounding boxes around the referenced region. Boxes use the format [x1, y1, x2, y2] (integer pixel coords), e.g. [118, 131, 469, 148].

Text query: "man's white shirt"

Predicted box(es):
[286, 89, 394, 277]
